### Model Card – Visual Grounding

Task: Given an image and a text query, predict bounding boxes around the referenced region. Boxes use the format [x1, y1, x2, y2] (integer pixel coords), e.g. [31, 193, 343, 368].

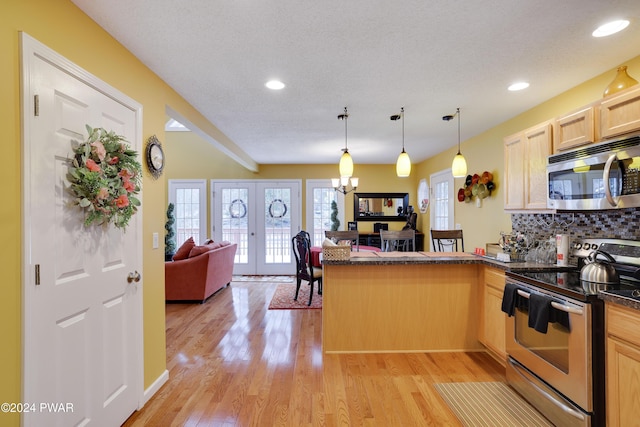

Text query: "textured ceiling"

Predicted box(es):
[71, 0, 640, 167]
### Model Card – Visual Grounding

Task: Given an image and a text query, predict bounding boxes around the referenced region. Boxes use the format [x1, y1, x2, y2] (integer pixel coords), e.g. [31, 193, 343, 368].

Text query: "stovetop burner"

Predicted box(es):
[508, 270, 638, 301]
[507, 238, 640, 301]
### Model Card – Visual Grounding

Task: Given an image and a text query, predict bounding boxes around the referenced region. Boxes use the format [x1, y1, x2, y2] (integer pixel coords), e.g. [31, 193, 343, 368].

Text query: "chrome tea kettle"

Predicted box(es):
[580, 250, 620, 285]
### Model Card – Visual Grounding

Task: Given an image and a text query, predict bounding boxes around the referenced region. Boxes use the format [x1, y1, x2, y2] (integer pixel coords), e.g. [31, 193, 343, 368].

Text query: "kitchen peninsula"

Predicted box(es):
[321, 252, 554, 354]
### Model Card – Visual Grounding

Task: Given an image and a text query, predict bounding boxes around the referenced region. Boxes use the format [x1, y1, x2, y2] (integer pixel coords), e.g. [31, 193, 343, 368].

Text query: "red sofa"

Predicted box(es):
[165, 240, 238, 302]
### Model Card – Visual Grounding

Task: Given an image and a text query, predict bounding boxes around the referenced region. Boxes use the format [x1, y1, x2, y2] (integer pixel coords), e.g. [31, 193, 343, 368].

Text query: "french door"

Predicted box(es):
[212, 180, 301, 275]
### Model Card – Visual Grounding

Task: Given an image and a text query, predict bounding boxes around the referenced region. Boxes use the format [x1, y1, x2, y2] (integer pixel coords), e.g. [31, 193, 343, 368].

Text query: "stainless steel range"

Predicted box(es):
[504, 238, 640, 427]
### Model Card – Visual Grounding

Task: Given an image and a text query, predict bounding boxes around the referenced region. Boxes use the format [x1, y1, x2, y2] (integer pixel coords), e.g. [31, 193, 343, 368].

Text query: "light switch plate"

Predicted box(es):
[152, 232, 159, 249]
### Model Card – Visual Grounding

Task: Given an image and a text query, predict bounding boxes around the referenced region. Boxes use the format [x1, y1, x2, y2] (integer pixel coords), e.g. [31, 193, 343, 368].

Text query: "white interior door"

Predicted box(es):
[212, 180, 300, 275]
[21, 34, 142, 427]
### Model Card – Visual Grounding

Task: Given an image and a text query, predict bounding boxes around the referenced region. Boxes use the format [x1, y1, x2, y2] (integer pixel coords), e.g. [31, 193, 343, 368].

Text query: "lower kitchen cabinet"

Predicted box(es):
[605, 302, 640, 427]
[479, 266, 507, 364]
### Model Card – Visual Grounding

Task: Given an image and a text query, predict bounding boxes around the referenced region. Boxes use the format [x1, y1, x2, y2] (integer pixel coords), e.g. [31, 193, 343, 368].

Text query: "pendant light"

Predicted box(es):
[392, 107, 411, 177]
[333, 107, 358, 194]
[444, 107, 467, 178]
[338, 107, 354, 178]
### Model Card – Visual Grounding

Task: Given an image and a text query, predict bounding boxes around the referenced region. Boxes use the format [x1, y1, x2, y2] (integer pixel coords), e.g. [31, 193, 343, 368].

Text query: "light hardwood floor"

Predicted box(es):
[123, 279, 506, 426]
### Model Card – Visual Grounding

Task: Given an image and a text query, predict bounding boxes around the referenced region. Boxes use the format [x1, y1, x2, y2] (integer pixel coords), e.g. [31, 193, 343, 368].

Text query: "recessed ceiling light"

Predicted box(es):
[592, 19, 630, 37]
[265, 80, 285, 90]
[508, 82, 530, 91]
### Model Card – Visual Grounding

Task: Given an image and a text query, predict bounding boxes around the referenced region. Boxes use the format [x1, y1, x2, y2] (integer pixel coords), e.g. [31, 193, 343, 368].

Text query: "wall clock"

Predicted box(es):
[145, 135, 165, 179]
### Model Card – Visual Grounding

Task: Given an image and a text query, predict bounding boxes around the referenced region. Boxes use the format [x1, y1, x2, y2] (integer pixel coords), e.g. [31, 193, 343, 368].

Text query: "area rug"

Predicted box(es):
[268, 283, 322, 310]
[232, 275, 294, 283]
[434, 382, 552, 427]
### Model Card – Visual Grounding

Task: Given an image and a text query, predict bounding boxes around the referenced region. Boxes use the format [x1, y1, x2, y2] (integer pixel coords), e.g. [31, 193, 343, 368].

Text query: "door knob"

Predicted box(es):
[127, 271, 141, 283]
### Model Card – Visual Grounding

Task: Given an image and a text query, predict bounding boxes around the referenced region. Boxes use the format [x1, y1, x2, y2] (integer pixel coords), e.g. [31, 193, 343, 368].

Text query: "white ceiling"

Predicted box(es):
[71, 0, 640, 167]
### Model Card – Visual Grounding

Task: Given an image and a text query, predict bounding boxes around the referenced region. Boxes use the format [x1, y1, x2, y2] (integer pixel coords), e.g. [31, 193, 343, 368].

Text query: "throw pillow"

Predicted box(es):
[172, 237, 195, 261]
[188, 242, 220, 258]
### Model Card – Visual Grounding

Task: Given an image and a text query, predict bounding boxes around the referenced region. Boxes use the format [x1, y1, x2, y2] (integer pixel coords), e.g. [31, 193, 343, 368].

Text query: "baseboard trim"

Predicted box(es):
[141, 369, 169, 407]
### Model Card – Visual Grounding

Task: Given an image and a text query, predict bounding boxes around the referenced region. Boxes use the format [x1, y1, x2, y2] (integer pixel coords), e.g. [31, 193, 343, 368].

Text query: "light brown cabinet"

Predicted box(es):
[554, 105, 596, 152]
[478, 266, 507, 364]
[504, 121, 553, 211]
[600, 85, 640, 139]
[605, 302, 640, 427]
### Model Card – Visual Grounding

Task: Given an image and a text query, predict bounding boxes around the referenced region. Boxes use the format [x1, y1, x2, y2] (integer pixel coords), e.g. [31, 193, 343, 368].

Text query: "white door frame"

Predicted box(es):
[20, 32, 144, 421]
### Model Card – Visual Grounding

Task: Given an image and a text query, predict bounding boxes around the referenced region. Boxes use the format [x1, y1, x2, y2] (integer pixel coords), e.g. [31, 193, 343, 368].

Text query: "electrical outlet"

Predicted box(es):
[152, 232, 159, 249]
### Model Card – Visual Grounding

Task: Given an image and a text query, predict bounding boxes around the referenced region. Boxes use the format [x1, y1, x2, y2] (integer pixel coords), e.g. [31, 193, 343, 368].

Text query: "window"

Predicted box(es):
[306, 180, 343, 247]
[430, 170, 455, 247]
[168, 180, 207, 245]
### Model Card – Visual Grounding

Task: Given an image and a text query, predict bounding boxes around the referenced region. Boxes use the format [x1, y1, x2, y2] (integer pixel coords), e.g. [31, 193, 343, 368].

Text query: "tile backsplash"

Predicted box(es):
[510, 209, 640, 264]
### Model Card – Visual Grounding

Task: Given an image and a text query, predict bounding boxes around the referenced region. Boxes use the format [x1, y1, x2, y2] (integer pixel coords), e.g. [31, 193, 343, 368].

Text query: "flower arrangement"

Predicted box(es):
[68, 125, 142, 229]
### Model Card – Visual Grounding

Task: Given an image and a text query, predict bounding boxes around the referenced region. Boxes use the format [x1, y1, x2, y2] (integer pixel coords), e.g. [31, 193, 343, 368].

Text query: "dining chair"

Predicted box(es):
[324, 230, 360, 251]
[431, 229, 465, 252]
[379, 229, 416, 252]
[291, 230, 322, 305]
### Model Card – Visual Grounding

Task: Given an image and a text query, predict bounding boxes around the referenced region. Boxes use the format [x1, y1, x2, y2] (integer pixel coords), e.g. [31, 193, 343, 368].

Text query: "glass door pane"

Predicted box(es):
[257, 182, 299, 275]
[221, 187, 250, 265]
[262, 187, 291, 264]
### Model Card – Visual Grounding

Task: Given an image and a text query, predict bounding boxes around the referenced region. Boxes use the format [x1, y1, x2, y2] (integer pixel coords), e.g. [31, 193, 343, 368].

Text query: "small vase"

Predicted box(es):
[603, 66, 639, 97]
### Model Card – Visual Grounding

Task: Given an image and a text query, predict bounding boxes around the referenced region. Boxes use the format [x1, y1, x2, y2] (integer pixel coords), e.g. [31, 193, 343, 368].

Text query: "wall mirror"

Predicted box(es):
[353, 192, 409, 221]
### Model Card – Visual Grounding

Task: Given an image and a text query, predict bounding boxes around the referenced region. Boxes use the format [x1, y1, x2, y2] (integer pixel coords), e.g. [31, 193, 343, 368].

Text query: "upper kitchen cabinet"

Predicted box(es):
[600, 85, 640, 139]
[554, 105, 596, 152]
[504, 121, 553, 211]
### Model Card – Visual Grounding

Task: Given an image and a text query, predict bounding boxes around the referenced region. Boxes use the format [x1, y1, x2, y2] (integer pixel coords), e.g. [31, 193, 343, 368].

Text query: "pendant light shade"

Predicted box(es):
[444, 107, 467, 178]
[339, 150, 354, 177]
[451, 152, 467, 178]
[392, 107, 411, 177]
[396, 150, 411, 177]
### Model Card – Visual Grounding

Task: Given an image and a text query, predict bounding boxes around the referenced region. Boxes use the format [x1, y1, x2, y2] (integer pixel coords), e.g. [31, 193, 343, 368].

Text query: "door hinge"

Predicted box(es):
[35, 264, 40, 285]
[34, 94, 39, 117]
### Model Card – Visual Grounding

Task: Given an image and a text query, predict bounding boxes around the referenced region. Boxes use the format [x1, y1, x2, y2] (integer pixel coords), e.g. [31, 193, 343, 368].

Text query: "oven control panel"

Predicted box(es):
[572, 238, 640, 267]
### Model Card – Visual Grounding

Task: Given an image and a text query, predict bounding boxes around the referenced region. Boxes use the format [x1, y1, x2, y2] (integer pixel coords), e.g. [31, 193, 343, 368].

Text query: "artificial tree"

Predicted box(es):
[330, 200, 340, 231]
[165, 202, 177, 261]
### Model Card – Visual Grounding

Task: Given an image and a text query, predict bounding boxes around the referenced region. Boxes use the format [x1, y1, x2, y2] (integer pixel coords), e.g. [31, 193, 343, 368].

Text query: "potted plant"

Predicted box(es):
[165, 203, 176, 261]
[330, 200, 340, 231]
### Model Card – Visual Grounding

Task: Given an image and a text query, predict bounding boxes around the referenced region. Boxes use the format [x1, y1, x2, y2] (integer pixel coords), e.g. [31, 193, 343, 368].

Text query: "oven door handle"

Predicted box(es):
[508, 358, 586, 422]
[516, 289, 584, 315]
[550, 301, 583, 316]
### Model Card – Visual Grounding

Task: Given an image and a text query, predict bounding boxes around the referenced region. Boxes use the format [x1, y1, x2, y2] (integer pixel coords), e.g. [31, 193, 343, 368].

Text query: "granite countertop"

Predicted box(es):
[323, 250, 640, 311]
[323, 251, 565, 272]
[598, 290, 640, 311]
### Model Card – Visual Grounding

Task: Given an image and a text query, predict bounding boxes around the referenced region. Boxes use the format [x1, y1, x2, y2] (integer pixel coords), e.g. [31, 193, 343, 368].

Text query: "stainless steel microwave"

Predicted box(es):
[547, 135, 640, 210]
